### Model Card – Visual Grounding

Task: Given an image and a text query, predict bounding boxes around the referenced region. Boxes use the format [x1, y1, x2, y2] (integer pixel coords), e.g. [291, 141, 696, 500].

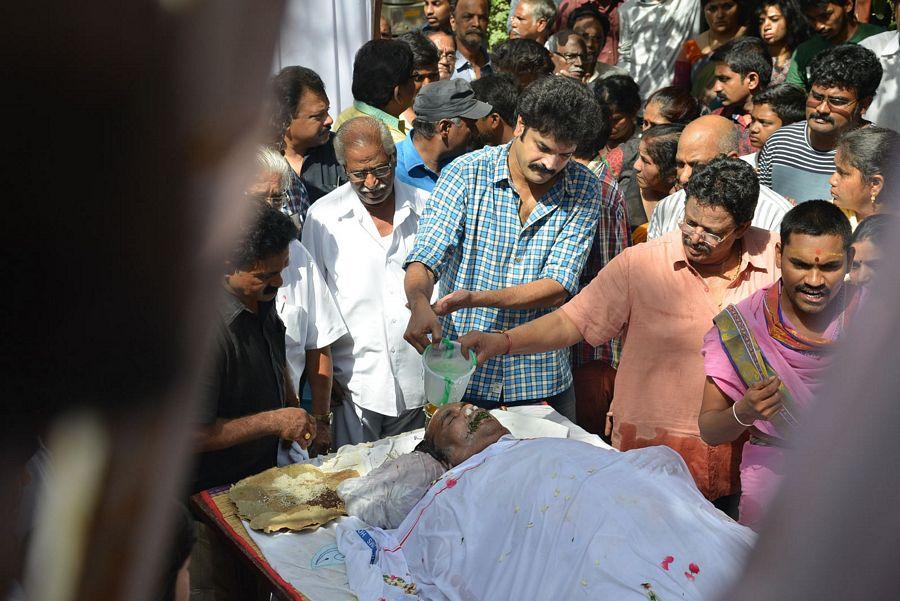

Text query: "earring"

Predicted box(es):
[871, 190, 879, 210]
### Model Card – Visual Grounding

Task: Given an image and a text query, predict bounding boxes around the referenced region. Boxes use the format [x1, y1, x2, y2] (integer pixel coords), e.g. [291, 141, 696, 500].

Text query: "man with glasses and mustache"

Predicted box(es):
[302, 116, 432, 447]
[548, 29, 589, 81]
[457, 158, 781, 515]
[403, 76, 605, 423]
[449, 0, 492, 81]
[700, 201, 863, 529]
[758, 44, 883, 203]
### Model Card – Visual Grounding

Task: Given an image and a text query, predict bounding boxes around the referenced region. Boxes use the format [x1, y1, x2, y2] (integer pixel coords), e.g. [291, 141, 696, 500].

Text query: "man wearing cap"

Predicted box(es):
[396, 79, 493, 193]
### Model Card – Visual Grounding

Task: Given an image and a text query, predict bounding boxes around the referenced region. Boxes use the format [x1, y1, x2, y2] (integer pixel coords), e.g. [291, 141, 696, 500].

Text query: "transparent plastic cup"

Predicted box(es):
[422, 339, 477, 420]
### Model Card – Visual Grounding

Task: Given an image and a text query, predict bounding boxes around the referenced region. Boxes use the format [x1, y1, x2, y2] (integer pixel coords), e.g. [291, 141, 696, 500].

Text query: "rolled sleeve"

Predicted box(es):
[538, 185, 603, 295]
[560, 250, 631, 347]
[404, 162, 469, 280]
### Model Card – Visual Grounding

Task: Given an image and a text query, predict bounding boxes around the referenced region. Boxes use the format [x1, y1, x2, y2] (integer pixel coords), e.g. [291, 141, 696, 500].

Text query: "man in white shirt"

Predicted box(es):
[250, 148, 348, 457]
[648, 115, 793, 239]
[617, 0, 702, 98]
[302, 116, 432, 447]
[859, 5, 899, 132]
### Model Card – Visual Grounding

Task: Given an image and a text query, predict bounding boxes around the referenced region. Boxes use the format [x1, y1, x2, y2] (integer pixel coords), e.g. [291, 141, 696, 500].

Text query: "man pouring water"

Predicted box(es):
[403, 76, 604, 422]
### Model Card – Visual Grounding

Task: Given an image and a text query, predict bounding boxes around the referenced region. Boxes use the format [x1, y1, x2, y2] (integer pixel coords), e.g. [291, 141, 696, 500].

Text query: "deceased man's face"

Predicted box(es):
[425, 403, 510, 467]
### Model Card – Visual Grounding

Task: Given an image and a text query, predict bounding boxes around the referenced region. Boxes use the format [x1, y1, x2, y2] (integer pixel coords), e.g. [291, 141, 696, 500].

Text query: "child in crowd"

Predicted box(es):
[742, 82, 807, 167]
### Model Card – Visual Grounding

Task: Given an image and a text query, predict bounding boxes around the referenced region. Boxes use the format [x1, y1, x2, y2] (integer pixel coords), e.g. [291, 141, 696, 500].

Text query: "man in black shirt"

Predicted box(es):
[193, 201, 315, 493]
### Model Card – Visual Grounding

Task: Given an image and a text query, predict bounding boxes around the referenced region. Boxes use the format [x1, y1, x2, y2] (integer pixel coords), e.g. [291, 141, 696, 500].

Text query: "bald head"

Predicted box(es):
[676, 115, 740, 187]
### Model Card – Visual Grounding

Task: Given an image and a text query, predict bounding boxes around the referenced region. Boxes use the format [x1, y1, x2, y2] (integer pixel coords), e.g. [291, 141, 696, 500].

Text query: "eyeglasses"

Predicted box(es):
[245, 190, 289, 210]
[553, 51, 587, 63]
[412, 71, 440, 83]
[346, 162, 393, 182]
[678, 221, 733, 248]
[806, 90, 858, 109]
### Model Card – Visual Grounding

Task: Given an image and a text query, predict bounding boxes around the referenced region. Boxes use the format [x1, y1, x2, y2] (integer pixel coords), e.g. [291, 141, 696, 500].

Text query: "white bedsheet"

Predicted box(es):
[243, 406, 604, 600]
[337, 437, 756, 601]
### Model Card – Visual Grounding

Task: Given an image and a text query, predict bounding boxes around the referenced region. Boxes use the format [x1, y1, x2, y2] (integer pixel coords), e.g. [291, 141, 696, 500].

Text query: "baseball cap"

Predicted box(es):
[413, 78, 493, 121]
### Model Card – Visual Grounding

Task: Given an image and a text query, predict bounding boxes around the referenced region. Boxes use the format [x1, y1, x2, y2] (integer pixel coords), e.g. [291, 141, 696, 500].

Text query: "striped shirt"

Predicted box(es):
[647, 185, 793, 240]
[756, 121, 836, 203]
[405, 143, 602, 403]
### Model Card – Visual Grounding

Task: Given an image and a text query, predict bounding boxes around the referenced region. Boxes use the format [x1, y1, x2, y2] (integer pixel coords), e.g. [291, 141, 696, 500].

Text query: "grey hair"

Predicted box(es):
[716, 124, 740, 155]
[837, 126, 899, 183]
[523, 0, 557, 25]
[547, 29, 582, 54]
[255, 146, 292, 192]
[333, 116, 396, 166]
[412, 116, 464, 140]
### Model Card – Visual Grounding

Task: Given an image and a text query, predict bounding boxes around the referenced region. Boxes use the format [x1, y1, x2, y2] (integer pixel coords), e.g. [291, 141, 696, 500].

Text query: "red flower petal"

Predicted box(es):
[689, 563, 700, 574]
[446, 478, 457, 488]
[684, 572, 696, 581]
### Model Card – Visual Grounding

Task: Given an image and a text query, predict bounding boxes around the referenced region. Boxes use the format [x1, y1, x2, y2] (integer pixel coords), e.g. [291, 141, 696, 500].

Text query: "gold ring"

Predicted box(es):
[304, 432, 311, 440]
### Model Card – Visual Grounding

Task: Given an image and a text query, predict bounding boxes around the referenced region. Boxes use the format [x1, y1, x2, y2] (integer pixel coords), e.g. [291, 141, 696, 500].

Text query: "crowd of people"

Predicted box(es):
[191, 0, 898, 597]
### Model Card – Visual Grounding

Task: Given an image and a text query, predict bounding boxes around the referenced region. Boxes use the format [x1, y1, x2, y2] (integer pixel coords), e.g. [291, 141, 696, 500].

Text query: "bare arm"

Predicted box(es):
[195, 407, 315, 452]
[306, 347, 334, 454]
[459, 309, 584, 365]
[404, 261, 443, 353]
[698, 376, 783, 446]
[434, 279, 569, 315]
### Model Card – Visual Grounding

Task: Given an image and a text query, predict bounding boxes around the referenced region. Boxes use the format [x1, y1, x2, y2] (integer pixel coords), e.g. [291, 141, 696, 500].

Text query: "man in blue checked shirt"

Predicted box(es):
[403, 76, 604, 421]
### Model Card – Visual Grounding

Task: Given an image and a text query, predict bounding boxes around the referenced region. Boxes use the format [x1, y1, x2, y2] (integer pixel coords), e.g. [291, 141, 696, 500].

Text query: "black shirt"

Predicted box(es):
[192, 292, 286, 493]
[301, 133, 347, 204]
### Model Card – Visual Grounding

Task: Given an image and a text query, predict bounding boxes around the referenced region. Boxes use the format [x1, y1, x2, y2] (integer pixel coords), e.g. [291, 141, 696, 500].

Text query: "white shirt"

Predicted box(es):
[617, 0, 702, 98]
[301, 180, 432, 417]
[276, 240, 347, 394]
[740, 152, 758, 169]
[859, 30, 900, 133]
[647, 184, 793, 239]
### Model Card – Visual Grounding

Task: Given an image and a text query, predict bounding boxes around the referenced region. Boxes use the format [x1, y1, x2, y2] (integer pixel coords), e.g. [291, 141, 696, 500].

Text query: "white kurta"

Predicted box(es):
[859, 31, 900, 133]
[338, 437, 755, 601]
[276, 239, 348, 393]
[302, 180, 431, 417]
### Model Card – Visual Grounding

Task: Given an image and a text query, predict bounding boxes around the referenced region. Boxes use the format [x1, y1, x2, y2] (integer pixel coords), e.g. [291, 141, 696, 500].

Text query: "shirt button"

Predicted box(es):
[515, 256, 523, 263]
[390, 347, 396, 353]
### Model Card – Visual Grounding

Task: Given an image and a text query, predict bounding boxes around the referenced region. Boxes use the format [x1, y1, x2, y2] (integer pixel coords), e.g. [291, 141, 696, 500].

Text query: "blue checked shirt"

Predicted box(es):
[405, 143, 602, 403]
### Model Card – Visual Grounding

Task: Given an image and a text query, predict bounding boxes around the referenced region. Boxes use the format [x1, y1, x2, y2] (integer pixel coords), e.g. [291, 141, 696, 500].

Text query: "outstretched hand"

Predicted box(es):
[433, 289, 474, 316]
[404, 300, 443, 354]
[459, 331, 508, 365]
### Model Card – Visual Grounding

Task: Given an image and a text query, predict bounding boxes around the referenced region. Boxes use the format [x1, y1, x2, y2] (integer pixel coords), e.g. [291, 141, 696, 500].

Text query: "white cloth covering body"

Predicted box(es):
[647, 184, 793, 240]
[301, 180, 432, 418]
[859, 30, 900, 133]
[337, 436, 755, 601]
[276, 240, 348, 393]
[617, 0, 702, 98]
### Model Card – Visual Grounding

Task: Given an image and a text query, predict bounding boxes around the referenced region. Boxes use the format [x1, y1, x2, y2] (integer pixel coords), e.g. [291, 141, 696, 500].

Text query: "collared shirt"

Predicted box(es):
[395, 134, 448, 193]
[301, 133, 348, 203]
[756, 121, 836, 203]
[860, 30, 900, 133]
[617, 0, 702, 98]
[194, 293, 287, 492]
[302, 180, 432, 417]
[560, 227, 781, 499]
[276, 240, 348, 394]
[572, 160, 629, 369]
[284, 170, 310, 228]
[406, 143, 603, 403]
[451, 48, 493, 82]
[334, 101, 410, 143]
[647, 184, 793, 240]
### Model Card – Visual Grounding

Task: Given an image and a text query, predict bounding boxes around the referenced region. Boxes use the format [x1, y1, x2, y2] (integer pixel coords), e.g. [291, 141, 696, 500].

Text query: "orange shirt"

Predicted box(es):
[560, 228, 781, 499]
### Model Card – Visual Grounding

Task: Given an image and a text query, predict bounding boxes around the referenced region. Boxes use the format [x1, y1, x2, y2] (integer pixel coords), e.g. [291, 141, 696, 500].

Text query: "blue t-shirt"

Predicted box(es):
[395, 134, 441, 193]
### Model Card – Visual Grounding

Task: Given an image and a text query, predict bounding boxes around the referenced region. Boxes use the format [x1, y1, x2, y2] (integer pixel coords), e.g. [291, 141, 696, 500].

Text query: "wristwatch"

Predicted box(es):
[313, 412, 333, 425]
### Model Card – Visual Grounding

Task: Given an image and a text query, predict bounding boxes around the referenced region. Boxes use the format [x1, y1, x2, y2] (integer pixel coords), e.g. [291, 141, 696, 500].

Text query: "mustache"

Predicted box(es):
[809, 112, 834, 124]
[796, 284, 829, 294]
[528, 163, 555, 176]
[360, 181, 387, 193]
[465, 28, 484, 36]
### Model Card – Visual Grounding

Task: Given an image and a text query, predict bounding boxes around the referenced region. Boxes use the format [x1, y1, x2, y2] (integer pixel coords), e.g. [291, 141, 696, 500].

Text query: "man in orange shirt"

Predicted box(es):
[460, 157, 781, 513]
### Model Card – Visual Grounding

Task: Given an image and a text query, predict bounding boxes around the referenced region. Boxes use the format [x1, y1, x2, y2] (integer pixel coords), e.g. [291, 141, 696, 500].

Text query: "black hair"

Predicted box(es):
[684, 157, 760, 224]
[230, 200, 298, 269]
[266, 66, 328, 152]
[574, 102, 612, 160]
[752, 83, 807, 124]
[415, 435, 450, 466]
[852, 213, 897, 246]
[593, 74, 642, 117]
[645, 86, 702, 125]
[490, 38, 554, 82]
[837, 126, 900, 187]
[702, 0, 756, 31]
[470, 72, 521, 125]
[567, 2, 611, 40]
[517, 75, 603, 148]
[398, 31, 440, 70]
[809, 44, 883, 100]
[756, 0, 812, 50]
[780, 200, 852, 249]
[710, 36, 773, 90]
[799, 0, 856, 15]
[157, 504, 196, 601]
[449, 0, 491, 13]
[642, 123, 685, 185]
[351, 39, 415, 109]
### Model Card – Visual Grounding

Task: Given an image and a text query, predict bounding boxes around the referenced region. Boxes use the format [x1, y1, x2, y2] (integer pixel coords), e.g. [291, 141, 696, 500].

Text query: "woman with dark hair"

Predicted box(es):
[631, 124, 684, 242]
[830, 126, 899, 226]
[641, 86, 703, 130]
[674, 0, 750, 103]
[850, 214, 897, 287]
[757, 0, 811, 84]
